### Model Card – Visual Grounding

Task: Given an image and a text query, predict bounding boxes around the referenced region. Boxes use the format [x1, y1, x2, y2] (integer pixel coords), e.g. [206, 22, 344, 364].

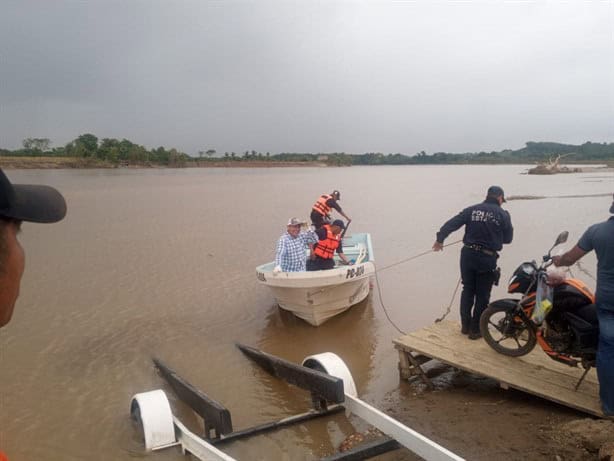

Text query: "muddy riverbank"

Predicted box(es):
[0, 156, 326, 169]
[377, 364, 613, 460]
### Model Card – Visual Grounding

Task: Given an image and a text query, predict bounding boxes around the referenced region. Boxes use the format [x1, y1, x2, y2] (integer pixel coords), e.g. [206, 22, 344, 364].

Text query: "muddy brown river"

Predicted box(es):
[0, 166, 611, 460]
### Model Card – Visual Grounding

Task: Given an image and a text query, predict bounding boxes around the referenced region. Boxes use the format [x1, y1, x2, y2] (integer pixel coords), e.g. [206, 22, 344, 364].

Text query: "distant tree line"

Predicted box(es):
[1, 135, 612, 166]
[0, 134, 190, 166]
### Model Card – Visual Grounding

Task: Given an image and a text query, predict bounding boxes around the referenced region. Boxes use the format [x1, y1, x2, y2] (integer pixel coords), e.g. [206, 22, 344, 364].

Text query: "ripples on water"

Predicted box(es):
[0, 166, 611, 460]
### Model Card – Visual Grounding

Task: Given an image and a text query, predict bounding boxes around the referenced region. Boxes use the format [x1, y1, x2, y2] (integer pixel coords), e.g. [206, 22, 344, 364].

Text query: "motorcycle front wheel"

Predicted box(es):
[480, 304, 537, 357]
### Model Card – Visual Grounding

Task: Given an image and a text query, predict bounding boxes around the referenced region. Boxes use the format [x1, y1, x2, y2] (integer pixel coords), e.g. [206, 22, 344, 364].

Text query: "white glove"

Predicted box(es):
[273, 265, 282, 274]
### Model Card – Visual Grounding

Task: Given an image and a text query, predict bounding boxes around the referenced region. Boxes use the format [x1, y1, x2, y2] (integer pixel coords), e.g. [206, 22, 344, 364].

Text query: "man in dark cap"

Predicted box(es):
[433, 186, 513, 339]
[307, 219, 353, 270]
[0, 169, 67, 328]
[552, 193, 614, 417]
[310, 190, 351, 230]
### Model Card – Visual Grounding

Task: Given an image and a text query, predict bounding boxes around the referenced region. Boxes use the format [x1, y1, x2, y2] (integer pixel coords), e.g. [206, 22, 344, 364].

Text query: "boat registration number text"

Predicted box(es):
[346, 265, 365, 279]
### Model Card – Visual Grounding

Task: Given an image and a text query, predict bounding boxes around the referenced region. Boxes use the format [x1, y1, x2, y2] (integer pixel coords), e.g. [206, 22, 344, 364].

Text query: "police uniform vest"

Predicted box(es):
[312, 194, 333, 217]
[313, 224, 340, 259]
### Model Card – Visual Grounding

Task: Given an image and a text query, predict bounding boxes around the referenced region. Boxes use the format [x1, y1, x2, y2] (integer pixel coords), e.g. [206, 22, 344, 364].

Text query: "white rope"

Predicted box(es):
[373, 240, 463, 335]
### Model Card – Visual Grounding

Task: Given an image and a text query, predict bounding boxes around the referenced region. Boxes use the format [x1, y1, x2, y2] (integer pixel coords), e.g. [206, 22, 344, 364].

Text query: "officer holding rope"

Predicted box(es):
[432, 186, 513, 340]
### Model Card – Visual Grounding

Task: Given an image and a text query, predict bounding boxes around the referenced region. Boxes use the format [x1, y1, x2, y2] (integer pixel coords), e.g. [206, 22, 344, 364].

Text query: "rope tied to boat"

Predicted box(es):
[434, 277, 462, 323]
[374, 239, 462, 274]
[373, 240, 463, 335]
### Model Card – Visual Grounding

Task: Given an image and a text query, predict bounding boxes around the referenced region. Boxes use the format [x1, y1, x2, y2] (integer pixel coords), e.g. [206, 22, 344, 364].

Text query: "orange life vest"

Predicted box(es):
[313, 224, 340, 259]
[312, 194, 333, 217]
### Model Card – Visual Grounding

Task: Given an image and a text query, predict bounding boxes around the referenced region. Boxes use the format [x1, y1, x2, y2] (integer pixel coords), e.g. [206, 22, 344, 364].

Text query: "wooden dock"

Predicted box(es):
[393, 320, 604, 418]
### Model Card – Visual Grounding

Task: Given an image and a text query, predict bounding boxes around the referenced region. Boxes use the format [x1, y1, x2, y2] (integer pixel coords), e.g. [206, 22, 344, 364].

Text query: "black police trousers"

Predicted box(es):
[459, 246, 498, 334]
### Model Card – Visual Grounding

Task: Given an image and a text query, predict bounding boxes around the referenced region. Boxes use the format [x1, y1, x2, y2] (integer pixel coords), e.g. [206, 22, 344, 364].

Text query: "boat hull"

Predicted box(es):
[256, 232, 375, 326]
[271, 276, 371, 326]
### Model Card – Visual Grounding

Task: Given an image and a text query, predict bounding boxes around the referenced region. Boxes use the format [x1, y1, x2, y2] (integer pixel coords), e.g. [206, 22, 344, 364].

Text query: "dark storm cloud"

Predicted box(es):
[1, 1, 613, 154]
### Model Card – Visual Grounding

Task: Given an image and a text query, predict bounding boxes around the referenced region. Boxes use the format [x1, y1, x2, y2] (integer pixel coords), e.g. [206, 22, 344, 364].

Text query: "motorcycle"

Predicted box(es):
[479, 231, 599, 389]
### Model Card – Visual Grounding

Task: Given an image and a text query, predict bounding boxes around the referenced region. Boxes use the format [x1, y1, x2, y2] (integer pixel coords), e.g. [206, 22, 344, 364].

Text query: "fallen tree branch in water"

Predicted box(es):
[507, 192, 611, 201]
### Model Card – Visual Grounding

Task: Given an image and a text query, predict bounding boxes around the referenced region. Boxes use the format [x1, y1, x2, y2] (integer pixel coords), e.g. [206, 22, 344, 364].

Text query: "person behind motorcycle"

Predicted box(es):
[552, 193, 614, 418]
[432, 186, 514, 340]
[310, 190, 351, 230]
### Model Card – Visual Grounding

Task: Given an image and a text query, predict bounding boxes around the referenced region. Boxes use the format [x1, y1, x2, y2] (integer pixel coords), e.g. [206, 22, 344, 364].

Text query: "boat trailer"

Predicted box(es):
[130, 344, 463, 460]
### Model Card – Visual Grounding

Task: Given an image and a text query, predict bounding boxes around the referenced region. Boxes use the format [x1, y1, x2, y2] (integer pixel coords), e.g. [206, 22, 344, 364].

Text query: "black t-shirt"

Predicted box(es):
[326, 198, 342, 213]
[578, 217, 614, 305]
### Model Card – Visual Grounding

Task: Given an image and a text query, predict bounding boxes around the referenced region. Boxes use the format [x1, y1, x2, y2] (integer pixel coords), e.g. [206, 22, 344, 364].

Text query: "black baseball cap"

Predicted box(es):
[487, 185, 506, 202]
[332, 219, 345, 229]
[0, 169, 67, 223]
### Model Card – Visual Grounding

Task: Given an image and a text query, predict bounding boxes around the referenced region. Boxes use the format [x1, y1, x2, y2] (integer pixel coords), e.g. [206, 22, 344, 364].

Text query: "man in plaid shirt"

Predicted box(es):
[274, 217, 318, 272]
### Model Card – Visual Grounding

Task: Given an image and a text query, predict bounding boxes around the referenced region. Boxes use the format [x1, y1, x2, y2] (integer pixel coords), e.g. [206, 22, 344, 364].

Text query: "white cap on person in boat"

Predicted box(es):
[287, 217, 306, 226]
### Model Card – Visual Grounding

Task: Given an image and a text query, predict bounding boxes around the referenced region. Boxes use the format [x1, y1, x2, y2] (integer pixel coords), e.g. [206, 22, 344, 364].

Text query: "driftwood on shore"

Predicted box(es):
[528, 154, 581, 175]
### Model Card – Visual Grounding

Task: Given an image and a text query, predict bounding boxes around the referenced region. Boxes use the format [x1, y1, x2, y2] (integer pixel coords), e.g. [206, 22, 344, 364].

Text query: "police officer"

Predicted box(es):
[432, 186, 513, 339]
[310, 190, 351, 230]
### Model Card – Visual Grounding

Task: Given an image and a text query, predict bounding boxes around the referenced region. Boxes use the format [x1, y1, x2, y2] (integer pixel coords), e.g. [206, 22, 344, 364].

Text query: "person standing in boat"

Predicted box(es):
[310, 190, 351, 230]
[432, 186, 513, 340]
[273, 217, 318, 273]
[307, 220, 353, 271]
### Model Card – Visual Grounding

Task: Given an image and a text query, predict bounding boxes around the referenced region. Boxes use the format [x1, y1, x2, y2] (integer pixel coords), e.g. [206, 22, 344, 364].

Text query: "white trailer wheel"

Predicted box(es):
[130, 389, 177, 451]
[302, 352, 358, 398]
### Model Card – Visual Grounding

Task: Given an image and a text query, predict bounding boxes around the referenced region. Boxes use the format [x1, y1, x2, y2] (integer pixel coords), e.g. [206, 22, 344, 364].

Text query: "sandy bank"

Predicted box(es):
[0, 156, 328, 169]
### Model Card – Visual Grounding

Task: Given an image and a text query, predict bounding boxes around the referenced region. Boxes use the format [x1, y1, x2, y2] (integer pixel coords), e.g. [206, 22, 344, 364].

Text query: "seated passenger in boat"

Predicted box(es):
[274, 217, 318, 272]
[307, 220, 353, 271]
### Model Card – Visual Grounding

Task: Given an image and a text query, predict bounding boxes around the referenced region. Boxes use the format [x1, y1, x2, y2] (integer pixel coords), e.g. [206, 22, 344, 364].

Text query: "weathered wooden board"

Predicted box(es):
[393, 320, 604, 417]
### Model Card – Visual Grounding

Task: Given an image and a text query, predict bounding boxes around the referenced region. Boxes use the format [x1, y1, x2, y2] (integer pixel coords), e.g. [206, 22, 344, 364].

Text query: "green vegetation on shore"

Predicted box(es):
[1, 134, 613, 167]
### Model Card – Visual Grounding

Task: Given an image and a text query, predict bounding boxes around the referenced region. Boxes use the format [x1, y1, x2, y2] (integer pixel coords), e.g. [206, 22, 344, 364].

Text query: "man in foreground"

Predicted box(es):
[0, 169, 67, 328]
[273, 217, 318, 273]
[433, 186, 513, 340]
[307, 219, 353, 271]
[0, 169, 66, 460]
[552, 194, 614, 418]
[310, 190, 351, 230]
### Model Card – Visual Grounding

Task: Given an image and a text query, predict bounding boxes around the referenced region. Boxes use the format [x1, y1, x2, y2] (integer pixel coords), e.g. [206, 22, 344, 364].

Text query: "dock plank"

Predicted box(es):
[393, 320, 603, 417]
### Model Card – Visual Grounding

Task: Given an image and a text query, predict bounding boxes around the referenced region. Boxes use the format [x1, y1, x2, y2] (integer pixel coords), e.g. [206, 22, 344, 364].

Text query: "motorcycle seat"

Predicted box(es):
[564, 303, 598, 328]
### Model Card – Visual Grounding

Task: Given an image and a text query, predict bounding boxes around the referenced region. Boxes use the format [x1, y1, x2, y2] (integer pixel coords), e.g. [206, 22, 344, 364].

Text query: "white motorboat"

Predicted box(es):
[256, 232, 375, 326]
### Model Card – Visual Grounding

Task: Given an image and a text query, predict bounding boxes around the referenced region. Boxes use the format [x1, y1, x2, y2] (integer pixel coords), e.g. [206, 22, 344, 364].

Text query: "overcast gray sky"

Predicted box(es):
[1, 1, 613, 155]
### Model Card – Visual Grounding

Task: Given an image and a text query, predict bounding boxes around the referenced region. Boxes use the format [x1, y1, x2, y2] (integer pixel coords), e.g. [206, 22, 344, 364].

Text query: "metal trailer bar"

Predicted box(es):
[153, 358, 233, 438]
[212, 406, 345, 445]
[236, 343, 345, 405]
[320, 437, 400, 461]
[343, 395, 463, 461]
[173, 417, 237, 461]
